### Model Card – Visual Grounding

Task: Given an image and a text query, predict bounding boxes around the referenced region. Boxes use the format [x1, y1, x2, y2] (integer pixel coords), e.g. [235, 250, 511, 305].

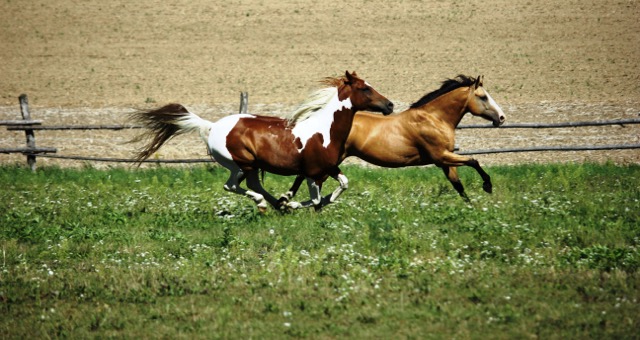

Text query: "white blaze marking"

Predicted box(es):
[291, 95, 352, 151]
[485, 90, 505, 118]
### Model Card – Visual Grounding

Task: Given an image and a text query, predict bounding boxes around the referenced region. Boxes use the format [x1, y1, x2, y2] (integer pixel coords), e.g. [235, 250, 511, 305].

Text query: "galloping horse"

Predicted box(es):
[130, 71, 394, 211]
[280, 75, 505, 204]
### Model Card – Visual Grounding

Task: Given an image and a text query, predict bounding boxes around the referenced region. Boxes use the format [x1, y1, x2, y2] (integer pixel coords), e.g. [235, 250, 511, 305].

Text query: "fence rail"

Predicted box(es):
[7, 124, 143, 131]
[2, 93, 639, 170]
[0, 147, 57, 154]
[0, 120, 42, 126]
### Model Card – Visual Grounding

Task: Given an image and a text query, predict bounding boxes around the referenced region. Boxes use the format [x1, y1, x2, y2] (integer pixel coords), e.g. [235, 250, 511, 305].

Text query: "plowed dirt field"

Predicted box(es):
[1, 0, 639, 167]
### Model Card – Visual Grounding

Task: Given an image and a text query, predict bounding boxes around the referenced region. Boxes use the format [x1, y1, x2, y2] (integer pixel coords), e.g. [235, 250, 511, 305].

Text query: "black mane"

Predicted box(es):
[409, 75, 476, 109]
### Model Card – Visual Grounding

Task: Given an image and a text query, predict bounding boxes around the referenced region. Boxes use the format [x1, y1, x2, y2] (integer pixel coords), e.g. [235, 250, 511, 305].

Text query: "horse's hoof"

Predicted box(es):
[286, 201, 302, 210]
[257, 204, 268, 214]
[483, 182, 493, 194]
[277, 196, 289, 204]
[278, 203, 293, 214]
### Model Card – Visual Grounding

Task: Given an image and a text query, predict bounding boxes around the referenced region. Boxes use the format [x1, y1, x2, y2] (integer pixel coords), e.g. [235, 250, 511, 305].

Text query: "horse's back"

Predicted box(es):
[212, 114, 305, 174]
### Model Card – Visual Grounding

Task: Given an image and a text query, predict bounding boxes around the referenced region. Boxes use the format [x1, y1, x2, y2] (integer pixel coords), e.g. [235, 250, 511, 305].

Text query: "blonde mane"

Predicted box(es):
[284, 76, 346, 124]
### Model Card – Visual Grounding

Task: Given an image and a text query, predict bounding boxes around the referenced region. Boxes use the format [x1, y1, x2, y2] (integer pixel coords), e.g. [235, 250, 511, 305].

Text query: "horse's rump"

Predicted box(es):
[225, 115, 303, 175]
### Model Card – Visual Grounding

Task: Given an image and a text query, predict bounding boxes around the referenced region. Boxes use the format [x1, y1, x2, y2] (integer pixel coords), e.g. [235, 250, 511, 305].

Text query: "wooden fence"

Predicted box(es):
[2, 93, 640, 171]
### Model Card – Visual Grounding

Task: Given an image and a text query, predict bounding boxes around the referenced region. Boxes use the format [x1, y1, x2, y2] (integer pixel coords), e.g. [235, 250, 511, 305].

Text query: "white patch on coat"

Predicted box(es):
[291, 94, 352, 151]
[206, 114, 255, 164]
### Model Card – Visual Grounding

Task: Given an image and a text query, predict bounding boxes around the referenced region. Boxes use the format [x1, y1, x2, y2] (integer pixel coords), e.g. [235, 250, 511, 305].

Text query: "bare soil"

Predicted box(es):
[1, 0, 639, 167]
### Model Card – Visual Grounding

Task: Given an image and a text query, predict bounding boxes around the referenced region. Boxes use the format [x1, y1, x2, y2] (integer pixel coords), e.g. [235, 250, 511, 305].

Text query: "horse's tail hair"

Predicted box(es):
[129, 103, 213, 164]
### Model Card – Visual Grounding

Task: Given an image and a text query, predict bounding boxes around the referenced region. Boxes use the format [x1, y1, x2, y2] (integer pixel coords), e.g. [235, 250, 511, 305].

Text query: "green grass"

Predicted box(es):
[1, 163, 639, 338]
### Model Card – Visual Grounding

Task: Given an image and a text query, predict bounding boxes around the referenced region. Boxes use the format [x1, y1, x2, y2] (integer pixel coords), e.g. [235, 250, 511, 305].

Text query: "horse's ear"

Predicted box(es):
[474, 75, 482, 89]
[345, 70, 354, 84]
[479, 75, 484, 87]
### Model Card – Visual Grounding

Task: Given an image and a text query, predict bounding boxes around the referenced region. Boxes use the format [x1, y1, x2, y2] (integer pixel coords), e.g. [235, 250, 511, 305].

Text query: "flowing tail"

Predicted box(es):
[129, 103, 213, 163]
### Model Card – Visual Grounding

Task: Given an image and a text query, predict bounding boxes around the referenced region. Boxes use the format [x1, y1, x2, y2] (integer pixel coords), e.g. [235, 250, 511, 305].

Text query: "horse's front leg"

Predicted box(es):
[439, 166, 470, 202]
[286, 177, 323, 210]
[315, 171, 348, 210]
[440, 151, 492, 194]
[327, 172, 349, 203]
[287, 170, 348, 211]
[467, 158, 492, 194]
[278, 174, 305, 207]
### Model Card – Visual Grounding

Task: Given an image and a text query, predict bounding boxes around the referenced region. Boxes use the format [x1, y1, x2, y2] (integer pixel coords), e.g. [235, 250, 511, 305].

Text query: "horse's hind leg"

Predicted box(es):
[223, 169, 269, 212]
[245, 170, 281, 210]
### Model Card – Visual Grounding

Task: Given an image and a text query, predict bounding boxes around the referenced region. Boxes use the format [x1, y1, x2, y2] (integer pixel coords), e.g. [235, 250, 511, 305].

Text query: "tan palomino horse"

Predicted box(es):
[280, 75, 505, 205]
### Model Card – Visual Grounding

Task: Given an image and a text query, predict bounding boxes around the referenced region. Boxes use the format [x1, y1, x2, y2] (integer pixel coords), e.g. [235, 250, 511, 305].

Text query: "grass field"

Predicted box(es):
[1, 163, 639, 338]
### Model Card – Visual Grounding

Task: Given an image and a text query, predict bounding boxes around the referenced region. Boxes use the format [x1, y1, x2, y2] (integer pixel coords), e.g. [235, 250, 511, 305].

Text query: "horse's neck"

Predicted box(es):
[298, 93, 353, 126]
[426, 88, 469, 128]
[292, 94, 355, 148]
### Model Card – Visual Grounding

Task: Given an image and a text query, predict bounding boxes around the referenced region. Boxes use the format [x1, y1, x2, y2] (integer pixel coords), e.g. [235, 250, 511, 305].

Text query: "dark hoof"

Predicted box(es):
[277, 196, 289, 205]
[278, 204, 293, 214]
[483, 181, 493, 194]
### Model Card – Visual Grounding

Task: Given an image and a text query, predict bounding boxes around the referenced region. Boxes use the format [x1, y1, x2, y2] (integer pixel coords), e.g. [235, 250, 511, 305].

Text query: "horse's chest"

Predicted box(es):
[420, 125, 453, 145]
[291, 116, 334, 152]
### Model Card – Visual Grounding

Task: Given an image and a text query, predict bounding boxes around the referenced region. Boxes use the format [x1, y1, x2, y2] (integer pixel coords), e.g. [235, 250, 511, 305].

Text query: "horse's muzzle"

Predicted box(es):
[382, 101, 394, 115]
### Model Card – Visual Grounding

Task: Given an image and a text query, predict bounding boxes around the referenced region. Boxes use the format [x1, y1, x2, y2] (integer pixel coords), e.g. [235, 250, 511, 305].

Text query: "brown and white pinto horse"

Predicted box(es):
[130, 71, 393, 211]
[281, 75, 505, 204]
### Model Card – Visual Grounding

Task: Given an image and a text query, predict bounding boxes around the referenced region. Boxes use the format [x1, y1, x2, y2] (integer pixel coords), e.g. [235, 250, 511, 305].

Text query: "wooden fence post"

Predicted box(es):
[19, 94, 37, 171]
[239, 92, 248, 114]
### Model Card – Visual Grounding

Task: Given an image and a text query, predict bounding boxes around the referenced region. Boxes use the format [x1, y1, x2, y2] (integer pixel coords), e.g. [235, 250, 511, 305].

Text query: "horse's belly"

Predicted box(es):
[352, 143, 425, 168]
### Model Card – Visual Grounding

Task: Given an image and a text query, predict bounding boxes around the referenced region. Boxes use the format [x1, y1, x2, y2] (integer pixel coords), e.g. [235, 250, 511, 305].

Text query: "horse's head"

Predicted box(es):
[343, 71, 394, 115]
[466, 75, 506, 127]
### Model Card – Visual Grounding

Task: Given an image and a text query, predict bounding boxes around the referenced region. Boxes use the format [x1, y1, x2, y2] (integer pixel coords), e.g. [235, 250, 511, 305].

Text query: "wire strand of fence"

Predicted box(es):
[4, 118, 640, 131]
[458, 144, 640, 155]
[6, 125, 144, 131]
[457, 118, 640, 129]
[27, 154, 212, 163]
[19, 143, 640, 163]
